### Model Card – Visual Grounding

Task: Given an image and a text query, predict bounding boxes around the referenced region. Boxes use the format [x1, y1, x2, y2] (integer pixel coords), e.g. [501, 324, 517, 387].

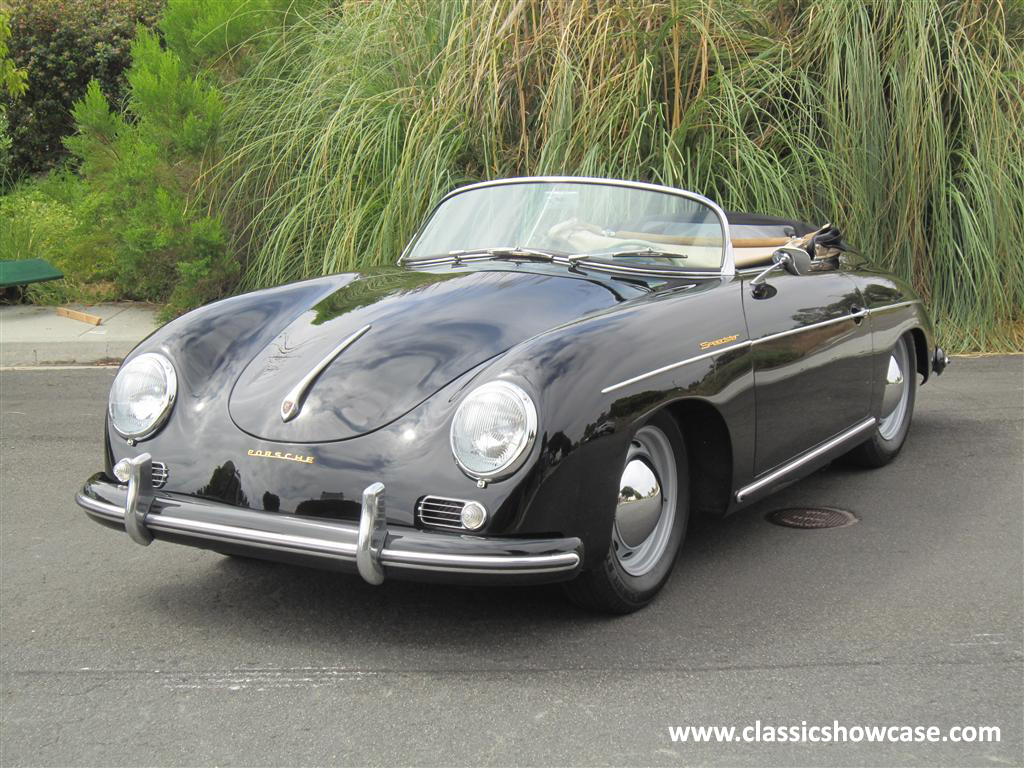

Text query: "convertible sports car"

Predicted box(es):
[76, 177, 948, 612]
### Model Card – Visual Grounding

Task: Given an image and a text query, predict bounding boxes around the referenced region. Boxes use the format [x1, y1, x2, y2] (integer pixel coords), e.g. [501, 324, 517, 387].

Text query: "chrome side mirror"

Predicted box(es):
[751, 247, 812, 298]
[773, 246, 812, 276]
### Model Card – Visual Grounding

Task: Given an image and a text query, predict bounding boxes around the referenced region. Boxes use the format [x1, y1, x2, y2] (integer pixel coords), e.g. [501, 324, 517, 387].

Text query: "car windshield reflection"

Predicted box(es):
[405, 180, 727, 272]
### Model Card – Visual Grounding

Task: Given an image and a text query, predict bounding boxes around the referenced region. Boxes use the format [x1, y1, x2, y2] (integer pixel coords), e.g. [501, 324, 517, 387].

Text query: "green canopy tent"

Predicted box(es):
[0, 259, 63, 289]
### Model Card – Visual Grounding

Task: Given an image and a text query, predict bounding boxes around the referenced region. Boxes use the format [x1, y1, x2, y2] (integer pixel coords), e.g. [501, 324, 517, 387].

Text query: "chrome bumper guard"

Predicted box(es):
[75, 457, 582, 584]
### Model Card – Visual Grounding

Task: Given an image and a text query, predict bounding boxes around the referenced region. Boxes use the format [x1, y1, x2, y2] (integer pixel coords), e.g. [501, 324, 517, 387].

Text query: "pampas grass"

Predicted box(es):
[206, 0, 1024, 352]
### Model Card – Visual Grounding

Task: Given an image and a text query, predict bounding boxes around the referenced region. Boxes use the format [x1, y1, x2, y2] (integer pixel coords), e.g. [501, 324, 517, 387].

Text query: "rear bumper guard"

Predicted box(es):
[76, 456, 582, 585]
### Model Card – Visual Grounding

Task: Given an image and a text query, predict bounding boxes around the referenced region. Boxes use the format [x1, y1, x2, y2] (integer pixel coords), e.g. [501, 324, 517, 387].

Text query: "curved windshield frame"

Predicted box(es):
[401, 178, 734, 275]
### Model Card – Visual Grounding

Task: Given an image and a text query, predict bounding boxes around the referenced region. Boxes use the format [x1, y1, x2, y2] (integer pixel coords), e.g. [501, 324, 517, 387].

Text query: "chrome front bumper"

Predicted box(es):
[76, 455, 582, 585]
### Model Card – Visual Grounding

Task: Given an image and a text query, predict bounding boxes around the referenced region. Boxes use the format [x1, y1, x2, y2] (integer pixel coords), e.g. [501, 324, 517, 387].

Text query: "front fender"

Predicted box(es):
[471, 278, 754, 568]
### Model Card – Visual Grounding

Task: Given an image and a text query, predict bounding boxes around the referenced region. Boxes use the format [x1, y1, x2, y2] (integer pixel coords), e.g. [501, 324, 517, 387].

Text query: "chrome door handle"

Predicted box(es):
[850, 305, 866, 324]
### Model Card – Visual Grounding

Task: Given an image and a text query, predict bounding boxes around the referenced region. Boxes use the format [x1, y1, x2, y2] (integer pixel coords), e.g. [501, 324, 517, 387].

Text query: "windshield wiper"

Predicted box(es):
[409, 247, 559, 265]
[568, 247, 686, 262]
[450, 246, 557, 263]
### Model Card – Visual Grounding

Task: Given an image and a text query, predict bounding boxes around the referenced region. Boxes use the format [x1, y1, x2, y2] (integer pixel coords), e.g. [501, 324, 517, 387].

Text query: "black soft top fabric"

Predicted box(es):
[725, 211, 816, 236]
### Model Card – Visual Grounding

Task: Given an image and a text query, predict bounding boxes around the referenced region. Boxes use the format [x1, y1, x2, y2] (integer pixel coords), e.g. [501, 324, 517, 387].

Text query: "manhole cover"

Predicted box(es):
[766, 507, 858, 529]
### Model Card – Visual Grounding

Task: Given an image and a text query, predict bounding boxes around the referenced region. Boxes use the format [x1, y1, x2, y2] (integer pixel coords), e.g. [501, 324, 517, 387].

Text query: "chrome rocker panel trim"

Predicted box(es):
[734, 417, 877, 502]
[75, 470, 582, 585]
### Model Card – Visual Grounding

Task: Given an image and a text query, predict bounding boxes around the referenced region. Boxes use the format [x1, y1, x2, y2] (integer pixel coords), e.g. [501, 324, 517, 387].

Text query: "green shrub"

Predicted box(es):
[1, 0, 164, 177]
[160, 0, 298, 74]
[1, 11, 27, 188]
[0, 173, 113, 303]
[2, 0, 294, 314]
[0, 109, 11, 188]
[65, 29, 231, 315]
[0, 11, 27, 98]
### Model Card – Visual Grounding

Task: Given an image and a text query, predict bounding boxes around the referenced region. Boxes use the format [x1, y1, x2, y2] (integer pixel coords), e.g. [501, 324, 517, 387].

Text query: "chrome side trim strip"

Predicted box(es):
[280, 324, 371, 422]
[735, 417, 877, 502]
[749, 310, 867, 346]
[869, 300, 920, 313]
[601, 341, 751, 394]
[600, 304, 893, 394]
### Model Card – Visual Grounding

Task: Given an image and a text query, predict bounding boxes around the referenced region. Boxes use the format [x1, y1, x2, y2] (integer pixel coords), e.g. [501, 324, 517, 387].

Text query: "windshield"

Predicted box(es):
[405, 180, 727, 272]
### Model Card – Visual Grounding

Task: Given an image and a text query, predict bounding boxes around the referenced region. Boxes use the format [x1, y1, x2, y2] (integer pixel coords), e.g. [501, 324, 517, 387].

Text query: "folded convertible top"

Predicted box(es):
[725, 211, 816, 237]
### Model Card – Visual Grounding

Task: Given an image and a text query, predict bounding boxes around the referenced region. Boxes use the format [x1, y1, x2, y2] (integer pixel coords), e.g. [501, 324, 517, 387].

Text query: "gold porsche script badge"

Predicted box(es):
[699, 334, 739, 351]
[247, 449, 315, 465]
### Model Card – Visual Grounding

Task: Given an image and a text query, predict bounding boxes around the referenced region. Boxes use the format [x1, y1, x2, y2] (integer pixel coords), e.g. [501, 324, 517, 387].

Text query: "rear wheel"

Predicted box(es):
[563, 412, 689, 614]
[846, 334, 917, 467]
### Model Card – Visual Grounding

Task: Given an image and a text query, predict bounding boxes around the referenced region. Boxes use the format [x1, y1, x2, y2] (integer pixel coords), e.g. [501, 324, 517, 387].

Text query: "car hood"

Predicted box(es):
[227, 268, 619, 443]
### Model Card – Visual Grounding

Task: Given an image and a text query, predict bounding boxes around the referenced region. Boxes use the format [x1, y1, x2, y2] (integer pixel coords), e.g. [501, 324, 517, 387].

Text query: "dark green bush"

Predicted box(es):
[0, 172, 107, 304]
[2, 0, 309, 315]
[0, 111, 12, 186]
[0, 11, 26, 97]
[160, 0, 296, 74]
[65, 26, 234, 317]
[1, 0, 164, 177]
[1, 11, 27, 188]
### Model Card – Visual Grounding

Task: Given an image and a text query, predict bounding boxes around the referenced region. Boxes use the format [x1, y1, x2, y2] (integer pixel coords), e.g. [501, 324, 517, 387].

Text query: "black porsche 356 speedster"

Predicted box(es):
[77, 177, 948, 612]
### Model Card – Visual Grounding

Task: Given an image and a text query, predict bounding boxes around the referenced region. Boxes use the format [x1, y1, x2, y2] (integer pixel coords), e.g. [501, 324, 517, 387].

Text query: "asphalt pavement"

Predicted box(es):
[1, 358, 1021, 767]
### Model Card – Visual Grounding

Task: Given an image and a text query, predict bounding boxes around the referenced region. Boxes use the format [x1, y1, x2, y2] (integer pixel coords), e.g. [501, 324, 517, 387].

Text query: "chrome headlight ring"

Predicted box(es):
[450, 380, 538, 481]
[108, 352, 178, 441]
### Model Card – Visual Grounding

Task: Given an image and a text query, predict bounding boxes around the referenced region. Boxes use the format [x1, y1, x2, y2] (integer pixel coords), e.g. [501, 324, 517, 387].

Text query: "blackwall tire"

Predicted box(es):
[562, 411, 689, 614]
[846, 333, 917, 468]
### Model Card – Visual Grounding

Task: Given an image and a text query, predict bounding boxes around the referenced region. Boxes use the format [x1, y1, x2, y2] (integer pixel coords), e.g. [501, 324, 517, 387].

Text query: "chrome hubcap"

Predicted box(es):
[615, 460, 662, 547]
[613, 425, 676, 577]
[879, 340, 910, 440]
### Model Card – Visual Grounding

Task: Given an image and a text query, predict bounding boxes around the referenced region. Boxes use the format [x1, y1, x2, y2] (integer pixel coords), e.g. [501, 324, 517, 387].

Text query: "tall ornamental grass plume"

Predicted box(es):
[207, 0, 1024, 353]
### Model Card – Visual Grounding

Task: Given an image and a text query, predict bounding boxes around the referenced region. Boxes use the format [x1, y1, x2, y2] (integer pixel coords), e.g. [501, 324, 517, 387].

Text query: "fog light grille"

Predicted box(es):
[151, 461, 169, 489]
[416, 496, 469, 531]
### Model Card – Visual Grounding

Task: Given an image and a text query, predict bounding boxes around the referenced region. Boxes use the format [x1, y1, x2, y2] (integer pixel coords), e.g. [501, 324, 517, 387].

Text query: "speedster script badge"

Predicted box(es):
[699, 333, 739, 350]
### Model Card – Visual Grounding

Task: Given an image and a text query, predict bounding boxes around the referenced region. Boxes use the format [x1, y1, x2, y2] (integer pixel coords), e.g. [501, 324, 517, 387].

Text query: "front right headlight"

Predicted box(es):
[108, 352, 177, 440]
[450, 381, 538, 480]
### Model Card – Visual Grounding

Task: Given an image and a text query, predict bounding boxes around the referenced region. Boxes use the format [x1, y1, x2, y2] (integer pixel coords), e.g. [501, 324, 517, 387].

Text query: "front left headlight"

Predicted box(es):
[108, 352, 177, 440]
[450, 381, 538, 480]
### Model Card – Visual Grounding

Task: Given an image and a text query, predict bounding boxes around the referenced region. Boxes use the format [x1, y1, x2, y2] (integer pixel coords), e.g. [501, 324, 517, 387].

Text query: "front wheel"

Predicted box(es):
[563, 412, 689, 614]
[846, 333, 917, 467]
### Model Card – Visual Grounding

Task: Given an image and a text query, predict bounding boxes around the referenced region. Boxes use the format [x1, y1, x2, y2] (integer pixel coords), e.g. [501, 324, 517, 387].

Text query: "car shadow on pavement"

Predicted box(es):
[131, 409, 974, 652]
[130, 475, 852, 650]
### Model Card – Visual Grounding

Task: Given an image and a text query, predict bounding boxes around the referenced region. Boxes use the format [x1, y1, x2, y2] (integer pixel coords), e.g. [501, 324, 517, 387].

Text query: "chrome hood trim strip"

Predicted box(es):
[280, 324, 371, 422]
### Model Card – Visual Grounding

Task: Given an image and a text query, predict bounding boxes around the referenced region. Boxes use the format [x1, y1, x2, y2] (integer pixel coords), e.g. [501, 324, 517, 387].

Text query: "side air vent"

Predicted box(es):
[151, 461, 169, 489]
[416, 496, 469, 531]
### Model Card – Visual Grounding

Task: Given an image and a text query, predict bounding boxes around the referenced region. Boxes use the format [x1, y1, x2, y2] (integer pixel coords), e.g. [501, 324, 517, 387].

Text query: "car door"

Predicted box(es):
[741, 268, 873, 475]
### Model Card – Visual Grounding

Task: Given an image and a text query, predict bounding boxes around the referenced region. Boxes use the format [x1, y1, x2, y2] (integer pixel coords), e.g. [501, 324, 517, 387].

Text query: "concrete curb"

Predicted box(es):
[0, 303, 160, 367]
